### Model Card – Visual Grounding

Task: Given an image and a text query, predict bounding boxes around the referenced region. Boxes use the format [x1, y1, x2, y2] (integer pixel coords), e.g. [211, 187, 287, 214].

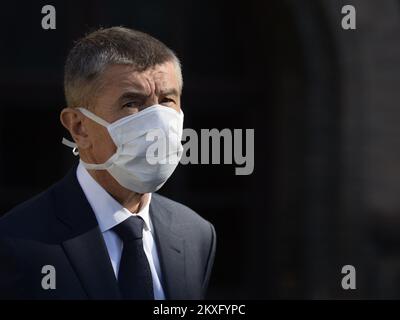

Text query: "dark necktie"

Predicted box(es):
[113, 216, 154, 300]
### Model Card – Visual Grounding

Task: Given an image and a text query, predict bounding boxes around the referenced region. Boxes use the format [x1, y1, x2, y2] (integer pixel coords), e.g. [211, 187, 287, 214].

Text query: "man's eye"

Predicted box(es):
[161, 98, 176, 105]
[123, 101, 139, 108]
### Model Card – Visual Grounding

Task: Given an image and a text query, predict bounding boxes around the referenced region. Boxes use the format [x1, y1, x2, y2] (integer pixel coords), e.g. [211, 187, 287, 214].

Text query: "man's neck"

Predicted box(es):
[88, 169, 148, 213]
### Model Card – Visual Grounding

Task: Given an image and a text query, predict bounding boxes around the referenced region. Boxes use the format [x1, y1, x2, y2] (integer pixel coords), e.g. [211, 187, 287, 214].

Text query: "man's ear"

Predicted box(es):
[60, 107, 91, 149]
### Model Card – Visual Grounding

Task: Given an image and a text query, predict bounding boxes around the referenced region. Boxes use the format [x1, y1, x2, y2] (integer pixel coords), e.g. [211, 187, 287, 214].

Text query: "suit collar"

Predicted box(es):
[150, 196, 187, 299]
[53, 165, 98, 234]
[52, 165, 121, 299]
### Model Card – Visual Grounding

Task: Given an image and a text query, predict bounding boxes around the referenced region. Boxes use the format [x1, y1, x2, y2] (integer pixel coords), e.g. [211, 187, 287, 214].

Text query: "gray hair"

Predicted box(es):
[64, 26, 182, 107]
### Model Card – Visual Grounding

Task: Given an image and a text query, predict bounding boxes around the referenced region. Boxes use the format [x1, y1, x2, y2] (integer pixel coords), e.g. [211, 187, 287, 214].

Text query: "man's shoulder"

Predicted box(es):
[151, 193, 215, 242]
[151, 193, 216, 292]
[0, 183, 58, 238]
[151, 193, 211, 227]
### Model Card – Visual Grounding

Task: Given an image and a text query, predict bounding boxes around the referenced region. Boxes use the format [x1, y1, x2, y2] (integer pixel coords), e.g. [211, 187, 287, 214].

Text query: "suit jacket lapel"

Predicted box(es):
[150, 199, 187, 299]
[62, 227, 121, 299]
[53, 166, 120, 299]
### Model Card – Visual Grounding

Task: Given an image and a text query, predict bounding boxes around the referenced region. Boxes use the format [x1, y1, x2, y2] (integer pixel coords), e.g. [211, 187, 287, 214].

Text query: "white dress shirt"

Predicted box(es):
[76, 163, 166, 300]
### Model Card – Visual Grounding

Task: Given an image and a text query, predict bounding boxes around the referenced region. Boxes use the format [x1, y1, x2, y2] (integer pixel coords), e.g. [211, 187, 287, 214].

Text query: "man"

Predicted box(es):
[0, 27, 216, 300]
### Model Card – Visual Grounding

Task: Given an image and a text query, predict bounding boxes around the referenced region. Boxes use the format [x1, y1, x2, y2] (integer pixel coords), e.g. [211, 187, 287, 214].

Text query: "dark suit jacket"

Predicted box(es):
[0, 167, 216, 300]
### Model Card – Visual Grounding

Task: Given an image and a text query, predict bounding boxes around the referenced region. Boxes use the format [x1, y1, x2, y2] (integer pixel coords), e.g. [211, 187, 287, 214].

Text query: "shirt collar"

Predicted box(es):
[76, 162, 152, 233]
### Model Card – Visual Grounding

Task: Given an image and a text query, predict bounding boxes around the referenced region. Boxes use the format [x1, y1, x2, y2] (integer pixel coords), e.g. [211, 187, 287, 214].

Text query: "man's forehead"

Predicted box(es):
[99, 62, 180, 94]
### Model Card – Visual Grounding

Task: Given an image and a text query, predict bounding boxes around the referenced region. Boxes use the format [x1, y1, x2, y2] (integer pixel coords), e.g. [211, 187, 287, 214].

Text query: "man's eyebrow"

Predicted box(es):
[117, 91, 148, 103]
[117, 88, 181, 105]
[160, 88, 180, 96]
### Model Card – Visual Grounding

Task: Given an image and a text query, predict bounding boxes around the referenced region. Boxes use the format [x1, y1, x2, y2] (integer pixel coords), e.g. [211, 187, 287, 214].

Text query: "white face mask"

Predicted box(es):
[62, 105, 184, 193]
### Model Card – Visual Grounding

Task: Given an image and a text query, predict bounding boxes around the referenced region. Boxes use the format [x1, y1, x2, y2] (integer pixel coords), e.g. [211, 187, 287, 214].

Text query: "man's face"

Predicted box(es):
[80, 60, 182, 165]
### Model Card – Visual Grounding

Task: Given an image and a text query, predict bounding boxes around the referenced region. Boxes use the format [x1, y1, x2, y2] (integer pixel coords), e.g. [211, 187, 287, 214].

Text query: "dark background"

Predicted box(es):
[1, 0, 400, 299]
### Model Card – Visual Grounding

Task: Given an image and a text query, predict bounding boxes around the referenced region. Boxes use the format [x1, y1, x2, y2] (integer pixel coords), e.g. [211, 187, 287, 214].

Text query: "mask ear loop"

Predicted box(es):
[61, 108, 110, 157]
[62, 138, 79, 156]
